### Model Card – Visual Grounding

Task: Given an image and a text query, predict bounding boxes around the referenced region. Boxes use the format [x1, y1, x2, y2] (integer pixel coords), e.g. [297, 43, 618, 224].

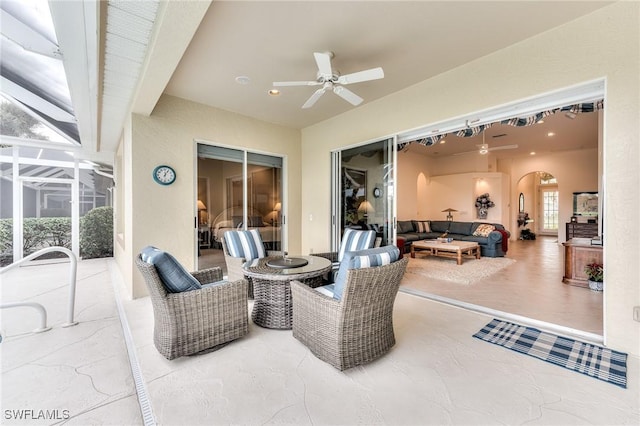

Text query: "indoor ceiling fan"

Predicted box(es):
[273, 51, 384, 109]
[477, 143, 519, 155]
[453, 132, 518, 155]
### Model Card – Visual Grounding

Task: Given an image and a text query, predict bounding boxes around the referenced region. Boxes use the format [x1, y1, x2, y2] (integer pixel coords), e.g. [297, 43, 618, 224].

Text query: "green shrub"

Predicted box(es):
[0, 219, 11, 254]
[0, 217, 72, 265]
[0, 217, 72, 255]
[44, 217, 72, 248]
[80, 207, 113, 259]
[0, 207, 114, 263]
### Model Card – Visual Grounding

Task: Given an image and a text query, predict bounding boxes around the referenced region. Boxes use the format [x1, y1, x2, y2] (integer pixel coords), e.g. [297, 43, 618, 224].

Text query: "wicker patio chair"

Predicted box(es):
[135, 254, 249, 360]
[221, 232, 281, 299]
[290, 256, 408, 370]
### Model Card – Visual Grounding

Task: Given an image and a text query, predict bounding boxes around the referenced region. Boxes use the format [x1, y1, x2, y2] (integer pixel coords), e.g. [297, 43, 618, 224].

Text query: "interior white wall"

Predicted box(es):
[301, 3, 639, 355]
[502, 149, 598, 241]
[397, 166, 507, 225]
[427, 149, 496, 175]
[118, 95, 301, 298]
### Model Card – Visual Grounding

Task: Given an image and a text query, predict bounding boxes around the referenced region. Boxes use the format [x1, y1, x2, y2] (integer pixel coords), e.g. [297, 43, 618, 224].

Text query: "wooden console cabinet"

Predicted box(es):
[562, 238, 603, 288]
[566, 222, 598, 240]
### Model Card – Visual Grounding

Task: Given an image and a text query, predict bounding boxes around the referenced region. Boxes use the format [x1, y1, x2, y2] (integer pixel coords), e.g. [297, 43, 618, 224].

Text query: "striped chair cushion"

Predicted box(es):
[140, 246, 202, 293]
[224, 229, 266, 261]
[332, 245, 400, 300]
[337, 229, 376, 262]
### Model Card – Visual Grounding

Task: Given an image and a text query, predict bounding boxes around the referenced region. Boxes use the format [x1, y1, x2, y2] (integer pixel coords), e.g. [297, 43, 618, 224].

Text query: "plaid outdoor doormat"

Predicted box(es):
[473, 318, 627, 388]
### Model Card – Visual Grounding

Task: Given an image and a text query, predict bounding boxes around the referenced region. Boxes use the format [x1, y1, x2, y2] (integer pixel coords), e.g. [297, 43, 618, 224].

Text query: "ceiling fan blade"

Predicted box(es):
[273, 80, 322, 87]
[333, 85, 363, 106]
[337, 67, 385, 85]
[302, 88, 326, 109]
[488, 144, 519, 151]
[313, 52, 333, 77]
[452, 150, 477, 156]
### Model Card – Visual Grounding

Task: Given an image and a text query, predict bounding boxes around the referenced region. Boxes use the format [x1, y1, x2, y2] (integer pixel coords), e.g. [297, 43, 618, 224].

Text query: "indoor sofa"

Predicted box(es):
[397, 220, 510, 257]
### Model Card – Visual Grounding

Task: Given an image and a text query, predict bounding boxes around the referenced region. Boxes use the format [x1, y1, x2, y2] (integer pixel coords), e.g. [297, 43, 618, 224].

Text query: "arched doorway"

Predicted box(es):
[516, 171, 558, 240]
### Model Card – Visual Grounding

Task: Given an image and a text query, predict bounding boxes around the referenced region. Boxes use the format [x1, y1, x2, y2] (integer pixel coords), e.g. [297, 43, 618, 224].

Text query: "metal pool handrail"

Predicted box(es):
[0, 247, 79, 333]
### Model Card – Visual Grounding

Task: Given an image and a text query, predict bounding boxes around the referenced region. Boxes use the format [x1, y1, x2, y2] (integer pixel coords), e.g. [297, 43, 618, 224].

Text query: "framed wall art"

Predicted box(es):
[573, 191, 598, 217]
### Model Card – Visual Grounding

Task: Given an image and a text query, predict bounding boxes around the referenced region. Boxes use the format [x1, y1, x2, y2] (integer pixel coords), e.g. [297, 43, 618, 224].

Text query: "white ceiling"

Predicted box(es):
[69, 0, 612, 160]
[163, 1, 611, 130]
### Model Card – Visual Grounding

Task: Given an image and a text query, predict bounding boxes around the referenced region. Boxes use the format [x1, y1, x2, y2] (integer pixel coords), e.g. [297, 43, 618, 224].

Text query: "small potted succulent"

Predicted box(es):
[584, 262, 603, 291]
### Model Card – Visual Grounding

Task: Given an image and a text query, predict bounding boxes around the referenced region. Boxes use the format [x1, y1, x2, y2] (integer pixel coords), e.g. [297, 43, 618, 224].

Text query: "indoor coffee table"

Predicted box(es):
[410, 240, 480, 265]
[242, 255, 331, 329]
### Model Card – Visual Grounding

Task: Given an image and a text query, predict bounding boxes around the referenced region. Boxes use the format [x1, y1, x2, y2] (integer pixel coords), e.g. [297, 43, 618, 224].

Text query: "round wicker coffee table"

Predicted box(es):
[243, 255, 331, 329]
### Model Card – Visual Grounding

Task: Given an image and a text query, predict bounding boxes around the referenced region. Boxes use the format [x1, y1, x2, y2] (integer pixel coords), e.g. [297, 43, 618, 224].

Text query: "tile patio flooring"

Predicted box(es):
[1, 252, 638, 425]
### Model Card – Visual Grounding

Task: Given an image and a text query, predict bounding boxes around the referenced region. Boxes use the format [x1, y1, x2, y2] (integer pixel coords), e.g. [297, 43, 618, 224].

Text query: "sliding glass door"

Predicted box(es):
[331, 138, 395, 250]
[197, 144, 283, 271]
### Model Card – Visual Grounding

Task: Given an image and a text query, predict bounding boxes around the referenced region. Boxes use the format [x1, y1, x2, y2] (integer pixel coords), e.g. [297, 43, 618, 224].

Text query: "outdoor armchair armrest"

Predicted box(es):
[191, 267, 224, 285]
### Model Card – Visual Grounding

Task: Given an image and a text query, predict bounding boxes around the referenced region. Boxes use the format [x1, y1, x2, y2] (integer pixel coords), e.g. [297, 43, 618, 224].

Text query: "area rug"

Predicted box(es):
[405, 256, 515, 285]
[473, 318, 627, 388]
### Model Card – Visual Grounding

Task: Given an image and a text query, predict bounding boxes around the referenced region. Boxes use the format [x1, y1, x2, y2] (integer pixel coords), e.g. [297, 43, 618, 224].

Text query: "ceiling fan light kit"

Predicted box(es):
[273, 51, 384, 109]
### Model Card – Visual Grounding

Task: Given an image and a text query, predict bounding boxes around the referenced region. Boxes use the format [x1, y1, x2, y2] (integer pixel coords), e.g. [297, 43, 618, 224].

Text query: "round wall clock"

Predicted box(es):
[152, 165, 176, 185]
[373, 187, 382, 198]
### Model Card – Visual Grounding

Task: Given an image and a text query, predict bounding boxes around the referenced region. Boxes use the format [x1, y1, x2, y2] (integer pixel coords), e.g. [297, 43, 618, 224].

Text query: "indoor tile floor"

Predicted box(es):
[400, 236, 604, 335]
[1, 249, 637, 425]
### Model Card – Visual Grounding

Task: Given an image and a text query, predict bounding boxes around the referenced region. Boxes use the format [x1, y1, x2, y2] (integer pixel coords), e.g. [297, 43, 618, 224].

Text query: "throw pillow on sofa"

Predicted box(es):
[473, 224, 495, 237]
[414, 220, 430, 233]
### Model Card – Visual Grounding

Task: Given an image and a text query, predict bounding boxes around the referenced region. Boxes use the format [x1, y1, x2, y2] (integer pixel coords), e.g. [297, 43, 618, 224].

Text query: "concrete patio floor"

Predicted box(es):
[1, 257, 638, 425]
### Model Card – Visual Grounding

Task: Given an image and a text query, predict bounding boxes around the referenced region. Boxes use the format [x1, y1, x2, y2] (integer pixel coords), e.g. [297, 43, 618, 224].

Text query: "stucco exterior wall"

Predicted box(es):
[119, 95, 301, 298]
[300, 3, 639, 355]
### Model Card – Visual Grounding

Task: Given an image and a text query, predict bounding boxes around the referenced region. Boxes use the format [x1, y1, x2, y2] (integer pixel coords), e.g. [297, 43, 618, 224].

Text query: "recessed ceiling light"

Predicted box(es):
[547, 132, 555, 137]
[235, 76, 250, 85]
[268, 89, 280, 96]
[530, 151, 536, 155]
[440, 139, 446, 144]
[537, 120, 544, 124]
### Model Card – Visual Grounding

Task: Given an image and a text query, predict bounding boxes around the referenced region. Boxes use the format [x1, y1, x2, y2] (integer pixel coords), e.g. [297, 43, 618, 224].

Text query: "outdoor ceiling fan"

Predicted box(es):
[273, 52, 384, 109]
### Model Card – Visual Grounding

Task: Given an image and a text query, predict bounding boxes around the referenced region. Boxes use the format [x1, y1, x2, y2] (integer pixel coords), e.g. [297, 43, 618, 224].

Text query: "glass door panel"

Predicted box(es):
[540, 187, 559, 235]
[247, 152, 282, 251]
[334, 139, 394, 249]
[197, 144, 283, 271]
[197, 145, 244, 271]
